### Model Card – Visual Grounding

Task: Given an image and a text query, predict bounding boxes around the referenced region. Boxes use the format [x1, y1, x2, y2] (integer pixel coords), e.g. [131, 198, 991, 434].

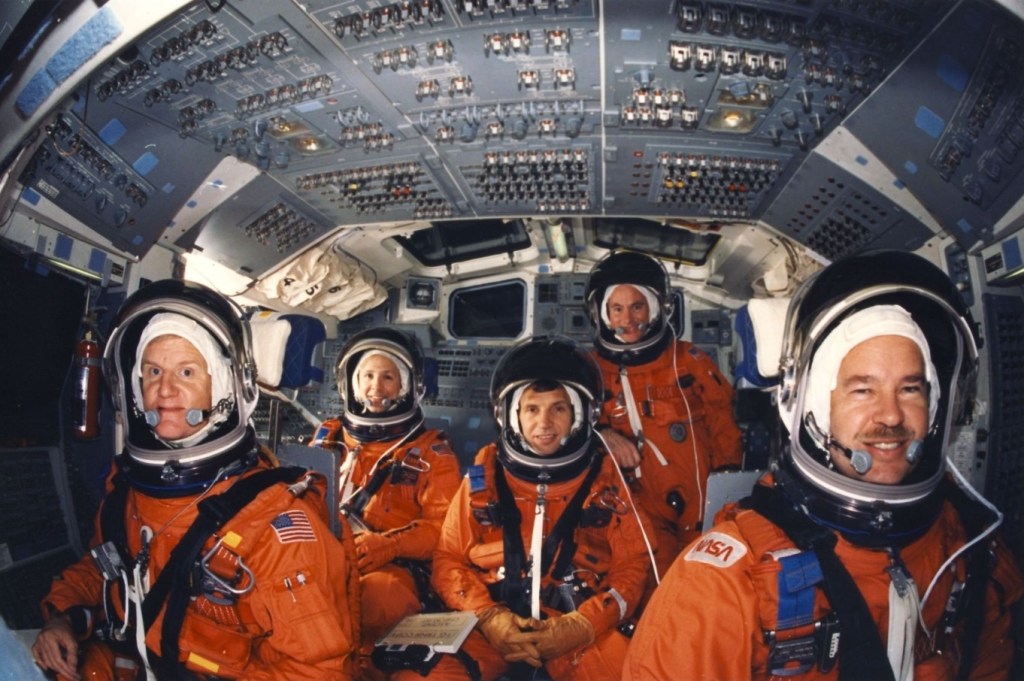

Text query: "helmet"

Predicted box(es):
[775, 250, 978, 546]
[584, 251, 674, 364]
[335, 327, 425, 442]
[491, 336, 602, 482]
[104, 279, 260, 495]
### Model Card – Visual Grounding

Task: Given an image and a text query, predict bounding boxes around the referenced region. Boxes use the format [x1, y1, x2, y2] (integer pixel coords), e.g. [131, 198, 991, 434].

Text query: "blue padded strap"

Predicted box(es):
[775, 551, 823, 630]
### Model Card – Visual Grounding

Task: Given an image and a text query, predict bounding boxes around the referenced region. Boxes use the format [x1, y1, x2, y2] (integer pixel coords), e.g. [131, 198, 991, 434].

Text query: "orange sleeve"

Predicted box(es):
[624, 525, 760, 681]
[687, 342, 743, 470]
[431, 477, 500, 615]
[576, 483, 654, 635]
[40, 554, 104, 625]
[244, 494, 358, 680]
[388, 435, 463, 560]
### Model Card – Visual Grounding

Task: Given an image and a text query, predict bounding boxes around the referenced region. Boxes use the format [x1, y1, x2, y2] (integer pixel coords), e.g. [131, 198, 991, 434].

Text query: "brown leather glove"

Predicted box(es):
[476, 606, 543, 667]
[354, 531, 399, 573]
[530, 611, 595, 660]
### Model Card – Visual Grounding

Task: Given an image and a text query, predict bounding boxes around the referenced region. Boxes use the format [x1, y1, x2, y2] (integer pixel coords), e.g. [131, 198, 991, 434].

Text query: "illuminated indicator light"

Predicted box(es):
[722, 111, 744, 128]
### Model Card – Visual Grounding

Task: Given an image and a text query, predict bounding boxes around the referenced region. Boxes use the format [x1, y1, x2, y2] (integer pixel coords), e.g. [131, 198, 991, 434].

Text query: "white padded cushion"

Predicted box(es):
[746, 297, 791, 380]
[249, 313, 291, 388]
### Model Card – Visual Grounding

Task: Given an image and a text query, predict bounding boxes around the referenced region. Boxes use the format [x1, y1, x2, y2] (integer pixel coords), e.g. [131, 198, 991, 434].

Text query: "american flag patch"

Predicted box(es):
[271, 510, 316, 544]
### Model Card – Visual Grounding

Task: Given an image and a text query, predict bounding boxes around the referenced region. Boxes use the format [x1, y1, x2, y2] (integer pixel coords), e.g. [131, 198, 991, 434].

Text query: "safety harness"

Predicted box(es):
[490, 451, 606, 619]
[99, 463, 310, 679]
[339, 437, 449, 615]
[741, 480, 995, 681]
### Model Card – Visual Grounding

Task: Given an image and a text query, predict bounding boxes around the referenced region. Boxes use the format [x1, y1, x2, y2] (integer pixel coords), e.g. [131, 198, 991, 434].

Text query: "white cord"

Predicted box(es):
[530, 486, 547, 619]
[598, 430, 661, 584]
[917, 456, 1003, 638]
[668, 324, 705, 523]
[618, 367, 668, 469]
[338, 417, 423, 507]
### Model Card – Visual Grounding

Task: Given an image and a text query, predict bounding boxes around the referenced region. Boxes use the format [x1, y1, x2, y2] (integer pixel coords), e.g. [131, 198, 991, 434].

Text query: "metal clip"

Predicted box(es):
[288, 472, 314, 496]
[200, 537, 255, 596]
[886, 561, 912, 598]
[400, 450, 430, 473]
[592, 488, 628, 515]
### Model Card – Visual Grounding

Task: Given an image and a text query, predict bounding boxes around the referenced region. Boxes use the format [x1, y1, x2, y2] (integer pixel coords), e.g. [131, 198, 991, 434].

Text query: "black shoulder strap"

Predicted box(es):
[493, 457, 528, 617]
[544, 451, 605, 581]
[343, 452, 396, 522]
[143, 466, 308, 678]
[747, 484, 896, 681]
[493, 453, 605, 617]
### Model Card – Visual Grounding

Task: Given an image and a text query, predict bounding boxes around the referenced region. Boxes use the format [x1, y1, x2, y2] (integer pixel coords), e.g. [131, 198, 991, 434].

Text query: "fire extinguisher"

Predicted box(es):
[72, 329, 102, 441]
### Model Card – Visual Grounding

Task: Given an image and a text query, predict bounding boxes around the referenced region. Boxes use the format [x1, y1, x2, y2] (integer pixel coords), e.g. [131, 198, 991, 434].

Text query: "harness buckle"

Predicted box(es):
[198, 537, 255, 598]
[764, 611, 841, 677]
[765, 629, 816, 677]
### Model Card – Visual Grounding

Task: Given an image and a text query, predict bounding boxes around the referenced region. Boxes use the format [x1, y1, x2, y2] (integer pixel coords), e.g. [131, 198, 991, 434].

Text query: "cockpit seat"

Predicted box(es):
[249, 311, 327, 392]
[733, 297, 789, 469]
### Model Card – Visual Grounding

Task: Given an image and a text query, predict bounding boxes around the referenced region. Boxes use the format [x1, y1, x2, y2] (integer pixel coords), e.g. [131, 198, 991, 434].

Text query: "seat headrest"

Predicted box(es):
[249, 311, 327, 390]
[734, 297, 790, 387]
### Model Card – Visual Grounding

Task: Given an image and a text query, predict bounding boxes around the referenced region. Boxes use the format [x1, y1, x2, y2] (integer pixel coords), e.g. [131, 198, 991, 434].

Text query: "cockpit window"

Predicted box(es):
[592, 218, 719, 266]
[396, 219, 531, 267]
[449, 280, 526, 339]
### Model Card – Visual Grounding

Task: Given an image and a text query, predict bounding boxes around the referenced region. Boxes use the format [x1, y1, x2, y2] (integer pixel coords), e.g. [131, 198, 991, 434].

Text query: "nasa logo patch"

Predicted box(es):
[683, 531, 747, 568]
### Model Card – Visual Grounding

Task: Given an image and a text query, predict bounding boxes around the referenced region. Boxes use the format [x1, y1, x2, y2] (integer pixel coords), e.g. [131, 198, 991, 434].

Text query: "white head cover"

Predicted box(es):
[805, 304, 939, 436]
[599, 284, 661, 332]
[509, 382, 584, 453]
[132, 313, 234, 443]
[351, 349, 410, 405]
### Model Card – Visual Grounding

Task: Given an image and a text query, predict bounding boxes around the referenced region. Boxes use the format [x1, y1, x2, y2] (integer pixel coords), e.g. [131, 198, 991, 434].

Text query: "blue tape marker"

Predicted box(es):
[937, 53, 968, 93]
[914, 106, 945, 140]
[98, 118, 127, 146]
[88, 248, 107, 273]
[1003, 238, 1022, 271]
[54, 233, 73, 260]
[132, 151, 159, 176]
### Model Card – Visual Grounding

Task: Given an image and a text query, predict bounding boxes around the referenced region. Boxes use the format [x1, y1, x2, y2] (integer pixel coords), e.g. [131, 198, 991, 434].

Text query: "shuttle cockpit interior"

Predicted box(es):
[0, 0, 1023, 659]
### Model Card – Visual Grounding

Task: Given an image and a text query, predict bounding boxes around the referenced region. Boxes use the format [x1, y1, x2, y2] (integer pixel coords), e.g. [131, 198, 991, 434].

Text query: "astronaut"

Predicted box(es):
[625, 250, 1024, 681]
[310, 328, 462, 677]
[32, 279, 358, 681]
[585, 250, 743, 578]
[407, 336, 652, 681]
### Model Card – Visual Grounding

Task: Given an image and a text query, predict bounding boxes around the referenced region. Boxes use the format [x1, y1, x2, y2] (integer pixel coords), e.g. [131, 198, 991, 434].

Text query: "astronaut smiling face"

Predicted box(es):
[355, 352, 403, 413]
[517, 383, 574, 456]
[827, 335, 929, 485]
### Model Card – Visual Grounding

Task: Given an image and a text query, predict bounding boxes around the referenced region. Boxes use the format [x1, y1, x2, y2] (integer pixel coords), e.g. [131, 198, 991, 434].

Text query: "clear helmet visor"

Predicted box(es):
[103, 281, 259, 478]
[777, 271, 978, 527]
[334, 328, 425, 440]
